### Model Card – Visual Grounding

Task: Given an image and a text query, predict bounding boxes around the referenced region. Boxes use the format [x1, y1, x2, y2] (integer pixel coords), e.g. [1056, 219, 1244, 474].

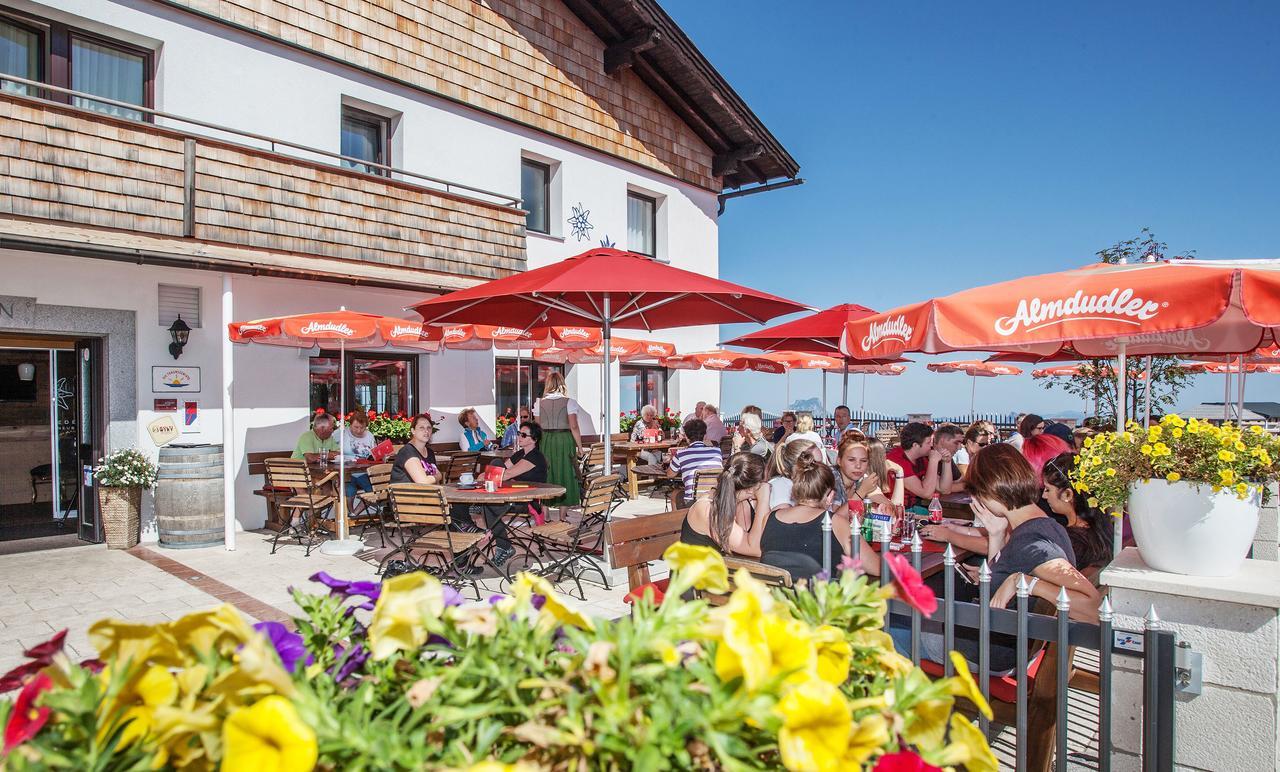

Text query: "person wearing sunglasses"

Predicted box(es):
[954, 420, 993, 477]
[1041, 451, 1113, 570]
[480, 420, 548, 567]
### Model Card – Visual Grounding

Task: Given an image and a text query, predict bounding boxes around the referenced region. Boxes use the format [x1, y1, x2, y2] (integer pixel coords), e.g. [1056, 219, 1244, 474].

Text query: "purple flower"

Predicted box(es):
[330, 642, 369, 682]
[253, 621, 313, 674]
[531, 594, 547, 611]
[487, 594, 506, 605]
[442, 585, 464, 608]
[309, 571, 381, 604]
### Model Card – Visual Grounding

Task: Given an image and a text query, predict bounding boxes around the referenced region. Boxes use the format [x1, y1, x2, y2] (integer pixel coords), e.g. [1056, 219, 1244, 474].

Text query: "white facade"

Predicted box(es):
[1, 0, 730, 538]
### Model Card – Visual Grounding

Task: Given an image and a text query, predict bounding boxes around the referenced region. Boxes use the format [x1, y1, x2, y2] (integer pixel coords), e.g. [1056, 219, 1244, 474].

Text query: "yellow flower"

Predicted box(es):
[1220, 469, 1236, 485]
[368, 571, 447, 660]
[714, 571, 815, 691]
[947, 713, 998, 772]
[222, 695, 317, 772]
[902, 697, 953, 747]
[1105, 468, 1117, 477]
[99, 663, 179, 748]
[1236, 483, 1251, 499]
[1236, 441, 1247, 451]
[1162, 414, 1186, 428]
[89, 619, 182, 669]
[776, 679, 851, 772]
[1172, 427, 1184, 438]
[1219, 450, 1236, 462]
[208, 631, 296, 702]
[1166, 472, 1181, 483]
[1251, 425, 1265, 435]
[1147, 425, 1163, 439]
[946, 652, 993, 720]
[168, 605, 255, 657]
[1140, 444, 1153, 456]
[663, 542, 730, 594]
[511, 573, 594, 633]
[1087, 497, 1099, 508]
[811, 626, 852, 686]
[843, 713, 890, 767]
[1153, 442, 1170, 457]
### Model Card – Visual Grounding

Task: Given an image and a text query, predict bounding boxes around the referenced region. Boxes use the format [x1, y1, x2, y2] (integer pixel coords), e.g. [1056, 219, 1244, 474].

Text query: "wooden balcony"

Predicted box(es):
[0, 92, 527, 289]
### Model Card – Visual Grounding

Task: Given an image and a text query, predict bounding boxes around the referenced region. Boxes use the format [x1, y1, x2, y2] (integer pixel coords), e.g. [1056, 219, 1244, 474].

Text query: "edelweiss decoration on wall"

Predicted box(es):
[568, 203, 593, 241]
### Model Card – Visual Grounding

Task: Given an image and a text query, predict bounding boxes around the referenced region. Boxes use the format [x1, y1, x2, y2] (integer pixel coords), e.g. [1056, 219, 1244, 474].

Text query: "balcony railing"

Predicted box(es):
[0, 76, 527, 281]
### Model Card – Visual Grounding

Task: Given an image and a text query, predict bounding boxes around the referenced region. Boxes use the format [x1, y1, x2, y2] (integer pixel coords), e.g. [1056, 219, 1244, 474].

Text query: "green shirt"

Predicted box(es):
[292, 430, 341, 459]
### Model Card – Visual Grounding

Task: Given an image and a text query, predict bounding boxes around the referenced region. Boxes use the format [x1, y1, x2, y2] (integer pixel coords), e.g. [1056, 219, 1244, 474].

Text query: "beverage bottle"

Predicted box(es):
[928, 494, 944, 524]
[867, 500, 893, 543]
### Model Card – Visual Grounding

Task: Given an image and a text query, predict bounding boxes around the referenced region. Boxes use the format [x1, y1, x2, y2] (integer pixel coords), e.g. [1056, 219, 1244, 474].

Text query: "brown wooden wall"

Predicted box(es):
[0, 97, 527, 280]
[160, 0, 718, 190]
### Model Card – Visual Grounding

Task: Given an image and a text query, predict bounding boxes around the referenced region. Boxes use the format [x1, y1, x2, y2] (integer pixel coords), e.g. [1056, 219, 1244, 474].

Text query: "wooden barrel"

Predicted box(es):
[155, 444, 225, 549]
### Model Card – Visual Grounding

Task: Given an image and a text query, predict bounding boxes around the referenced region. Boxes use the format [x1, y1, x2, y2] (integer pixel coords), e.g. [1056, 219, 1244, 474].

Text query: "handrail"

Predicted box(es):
[0, 73, 523, 209]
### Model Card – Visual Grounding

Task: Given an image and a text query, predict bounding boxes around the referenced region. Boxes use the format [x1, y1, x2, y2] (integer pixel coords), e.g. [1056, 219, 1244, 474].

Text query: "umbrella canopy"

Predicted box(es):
[758, 351, 844, 370]
[926, 360, 1024, 378]
[842, 363, 908, 376]
[723, 303, 878, 354]
[663, 350, 787, 374]
[1180, 360, 1280, 375]
[533, 338, 676, 365]
[841, 259, 1280, 361]
[428, 323, 601, 351]
[411, 248, 808, 330]
[409, 248, 808, 471]
[1031, 364, 1138, 379]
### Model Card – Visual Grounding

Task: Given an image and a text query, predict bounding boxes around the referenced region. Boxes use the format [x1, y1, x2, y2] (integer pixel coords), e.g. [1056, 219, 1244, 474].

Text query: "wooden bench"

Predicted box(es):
[605, 509, 686, 599]
[248, 450, 294, 532]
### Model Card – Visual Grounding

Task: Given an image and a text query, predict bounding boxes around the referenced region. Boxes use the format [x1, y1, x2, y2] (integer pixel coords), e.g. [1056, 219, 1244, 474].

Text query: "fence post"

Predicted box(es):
[1098, 596, 1113, 772]
[943, 544, 955, 677]
[1015, 574, 1030, 772]
[977, 560, 991, 738]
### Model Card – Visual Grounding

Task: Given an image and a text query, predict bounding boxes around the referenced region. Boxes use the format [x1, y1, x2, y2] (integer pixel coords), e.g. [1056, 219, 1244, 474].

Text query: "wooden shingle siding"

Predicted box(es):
[0, 96, 526, 280]
[159, 0, 718, 190]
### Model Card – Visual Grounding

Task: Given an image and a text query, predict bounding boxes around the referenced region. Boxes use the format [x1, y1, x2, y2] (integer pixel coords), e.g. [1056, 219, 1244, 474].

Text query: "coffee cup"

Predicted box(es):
[459, 472, 475, 486]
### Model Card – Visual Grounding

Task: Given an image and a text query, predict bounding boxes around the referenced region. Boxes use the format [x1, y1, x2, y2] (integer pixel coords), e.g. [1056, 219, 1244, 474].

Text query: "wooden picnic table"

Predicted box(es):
[441, 481, 566, 505]
[613, 440, 679, 499]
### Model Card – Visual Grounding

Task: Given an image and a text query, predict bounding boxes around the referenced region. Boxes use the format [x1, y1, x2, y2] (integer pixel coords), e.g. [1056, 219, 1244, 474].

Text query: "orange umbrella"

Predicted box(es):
[842, 259, 1280, 427]
[532, 337, 676, 364]
[663, 350, 787, 374]
[228, 309, 437, 554]
[926, 360, 1023, 414]
[426, 323, 601, 351]
[1180, 360, 1280, 375]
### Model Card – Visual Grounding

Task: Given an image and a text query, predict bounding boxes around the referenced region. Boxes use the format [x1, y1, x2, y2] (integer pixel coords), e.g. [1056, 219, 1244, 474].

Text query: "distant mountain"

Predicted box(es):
[790, 397, 824, 413]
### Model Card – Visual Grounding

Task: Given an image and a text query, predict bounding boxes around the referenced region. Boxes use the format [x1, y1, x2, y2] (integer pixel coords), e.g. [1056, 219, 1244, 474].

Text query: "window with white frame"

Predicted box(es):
[627, 191, 657, 256]
[521, 158, 551, 234]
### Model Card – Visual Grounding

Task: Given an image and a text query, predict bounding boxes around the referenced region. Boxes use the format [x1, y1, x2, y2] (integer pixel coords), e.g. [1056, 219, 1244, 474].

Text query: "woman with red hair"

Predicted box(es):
[1020, 433, 1073, 486]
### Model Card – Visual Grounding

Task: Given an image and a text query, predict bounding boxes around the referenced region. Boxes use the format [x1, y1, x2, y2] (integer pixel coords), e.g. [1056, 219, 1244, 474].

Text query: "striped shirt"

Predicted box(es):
[669, 442, 723, 501]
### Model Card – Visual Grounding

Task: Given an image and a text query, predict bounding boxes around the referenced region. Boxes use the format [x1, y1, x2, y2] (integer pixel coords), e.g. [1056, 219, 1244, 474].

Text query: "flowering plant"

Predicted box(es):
[0, 552, 994, 770]
[495, 414, 513, 439]
[618, 410, 641, 434]
[1074, 415, 1280, 513]
[92, 448, 158, 488]
[660, 408, 683, 432]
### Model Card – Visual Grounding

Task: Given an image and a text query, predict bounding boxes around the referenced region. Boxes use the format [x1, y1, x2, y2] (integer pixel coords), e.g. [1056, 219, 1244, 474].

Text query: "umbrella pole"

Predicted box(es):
[1238, 354, 1247, 422]
[970, 377, 976, 417]
[1113, 343, 1127, 560]
[321, 338, 360, 556]
[860, 372, 866, 411]
[515, 348, 522, 423]
[843, 367, 850, 407]
[821, 369, 827, 418]
[1142, 356, 1153, 427]
[1223, 367, 1232, 422]
[785, 371, 791, 412]
[602, 297, 612, 474]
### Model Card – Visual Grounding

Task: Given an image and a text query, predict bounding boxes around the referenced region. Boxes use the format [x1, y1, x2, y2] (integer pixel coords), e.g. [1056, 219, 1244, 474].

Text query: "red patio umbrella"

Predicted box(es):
[925, 360, 1024, 415]
[410, 248, 809, 469]
[723, 303, 896, 407]
[229, 309, 435, 554]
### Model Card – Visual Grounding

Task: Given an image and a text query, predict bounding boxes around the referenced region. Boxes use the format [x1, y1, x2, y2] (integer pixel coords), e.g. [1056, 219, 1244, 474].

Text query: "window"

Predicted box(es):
[619, 364, 667, 415]
[0, 19, 40, 95]
[340, 107, 389, 176]
[521, 159, 550, 234]
[0, 13, 152, 118]
[627, 191, 656, 256]
[495, 358, 564, 418]
[310, 352, 416, 417]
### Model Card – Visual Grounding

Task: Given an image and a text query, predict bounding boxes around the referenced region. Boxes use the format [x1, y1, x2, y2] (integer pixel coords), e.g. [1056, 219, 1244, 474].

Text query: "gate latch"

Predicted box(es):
[1175, 642, 1203, 695]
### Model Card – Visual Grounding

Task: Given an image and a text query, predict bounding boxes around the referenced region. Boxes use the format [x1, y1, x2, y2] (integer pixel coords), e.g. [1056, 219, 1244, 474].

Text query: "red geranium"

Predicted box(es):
[3, 672, 53, 752]
[883, 552, 938, 617]
[875, 750, 943, 772]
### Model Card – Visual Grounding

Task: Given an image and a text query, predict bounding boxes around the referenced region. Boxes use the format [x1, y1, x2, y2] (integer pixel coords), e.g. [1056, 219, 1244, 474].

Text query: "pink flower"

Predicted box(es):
[875, 750, 943, 772]
[883, 552, 937, 617]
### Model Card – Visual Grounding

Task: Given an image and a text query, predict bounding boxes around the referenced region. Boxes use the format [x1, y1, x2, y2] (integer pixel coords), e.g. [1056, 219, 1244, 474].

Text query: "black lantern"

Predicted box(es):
[168, 315, 191, 359]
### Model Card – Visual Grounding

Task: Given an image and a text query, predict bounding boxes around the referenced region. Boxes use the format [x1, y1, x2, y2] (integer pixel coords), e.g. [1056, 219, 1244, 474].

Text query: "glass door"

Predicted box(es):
[74, 338, 104, 543]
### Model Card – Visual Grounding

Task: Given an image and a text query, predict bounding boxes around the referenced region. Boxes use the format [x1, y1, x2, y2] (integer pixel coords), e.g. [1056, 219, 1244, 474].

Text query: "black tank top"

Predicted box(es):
[760, 512, 845, 569]
[679, 516, 721, 551]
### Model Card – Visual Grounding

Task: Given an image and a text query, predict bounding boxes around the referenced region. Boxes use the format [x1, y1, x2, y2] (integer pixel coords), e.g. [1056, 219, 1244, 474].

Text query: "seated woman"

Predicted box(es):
[390, 413, 477, 534]
[341, 409, 377, 512]
[457, 408, 493, 452]
[832, 435, 895, 515]
[760, 454, 880, 577]
[891, 444, 1101, 672]
[1041, 451, 1113, 570]
[953, 420, 993, 477]
[680, 452, 769, 556]
[763, 438, 825, 514]
[483, 420, 549, 567]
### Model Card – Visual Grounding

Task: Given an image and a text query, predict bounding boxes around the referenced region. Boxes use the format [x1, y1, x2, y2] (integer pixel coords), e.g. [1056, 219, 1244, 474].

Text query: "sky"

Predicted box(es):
[661, 0, 1280, 418]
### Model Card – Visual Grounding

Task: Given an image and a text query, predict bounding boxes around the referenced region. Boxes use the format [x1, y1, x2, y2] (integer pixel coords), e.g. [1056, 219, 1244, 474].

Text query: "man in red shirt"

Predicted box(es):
[885, 422, 947, 512]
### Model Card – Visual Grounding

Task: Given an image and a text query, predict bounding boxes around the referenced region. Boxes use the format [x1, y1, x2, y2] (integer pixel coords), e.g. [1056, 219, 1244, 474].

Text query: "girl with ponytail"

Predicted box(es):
[759, 453, 880, 576]
[679, 452, 770, 557]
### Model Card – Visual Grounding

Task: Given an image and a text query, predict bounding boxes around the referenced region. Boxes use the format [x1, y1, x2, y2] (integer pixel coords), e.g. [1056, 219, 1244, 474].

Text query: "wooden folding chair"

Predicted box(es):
[265, 458, 337, 557]
[443, 452, 479, 483]
[381, 483, 488, 599]
[350, 463, 393, 546]
[529, 474, 620, 599]
[692, 467, 721, 501]
[696, 556, 794, 606]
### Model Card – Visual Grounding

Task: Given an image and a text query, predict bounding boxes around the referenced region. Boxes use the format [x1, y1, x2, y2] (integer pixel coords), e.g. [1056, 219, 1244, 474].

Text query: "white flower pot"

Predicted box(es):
[1128, 479, 1261, 576]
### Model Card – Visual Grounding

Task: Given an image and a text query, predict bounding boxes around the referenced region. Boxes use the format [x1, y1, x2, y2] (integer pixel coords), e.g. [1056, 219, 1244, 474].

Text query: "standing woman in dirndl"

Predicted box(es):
[533, 371, 583, 506]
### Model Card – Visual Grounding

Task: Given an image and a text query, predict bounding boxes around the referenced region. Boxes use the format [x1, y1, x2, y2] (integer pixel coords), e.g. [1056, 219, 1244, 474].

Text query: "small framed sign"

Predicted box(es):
[152, 366, 200, 393]
[153, 398, 178, 412]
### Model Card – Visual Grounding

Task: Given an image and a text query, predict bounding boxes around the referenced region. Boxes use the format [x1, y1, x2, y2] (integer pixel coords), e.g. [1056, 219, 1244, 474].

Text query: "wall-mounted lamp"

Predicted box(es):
[168, 315, 191, 359]
[17, 363, 35, 381]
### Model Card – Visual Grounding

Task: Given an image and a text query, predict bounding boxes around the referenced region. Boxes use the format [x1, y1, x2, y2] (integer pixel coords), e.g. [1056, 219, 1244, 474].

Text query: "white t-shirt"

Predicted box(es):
[1007, 432, 1024, 450]
[342, 427, 377, 459]
[780, 431, 824, 450]
[767, 476, 793, 511]
[532, 393, 585, 421]
[953, 446, 970, 465]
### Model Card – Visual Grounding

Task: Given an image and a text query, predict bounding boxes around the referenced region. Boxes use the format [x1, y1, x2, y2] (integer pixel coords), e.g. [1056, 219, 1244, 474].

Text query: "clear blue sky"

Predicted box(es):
[662, 0, 1280, 417]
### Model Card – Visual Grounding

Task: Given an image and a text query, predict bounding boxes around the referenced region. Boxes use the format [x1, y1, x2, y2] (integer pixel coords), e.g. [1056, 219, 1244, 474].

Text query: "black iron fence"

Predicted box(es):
[874, 533, 1176, 771]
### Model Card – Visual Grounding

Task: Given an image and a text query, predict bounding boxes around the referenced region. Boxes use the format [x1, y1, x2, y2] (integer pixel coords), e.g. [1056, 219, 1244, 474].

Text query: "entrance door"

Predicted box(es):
[74, 338, 104, 543]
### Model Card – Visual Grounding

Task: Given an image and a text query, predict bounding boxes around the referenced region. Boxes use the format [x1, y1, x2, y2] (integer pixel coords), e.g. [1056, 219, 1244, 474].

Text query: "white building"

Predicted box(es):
[0, 0, 798, 545]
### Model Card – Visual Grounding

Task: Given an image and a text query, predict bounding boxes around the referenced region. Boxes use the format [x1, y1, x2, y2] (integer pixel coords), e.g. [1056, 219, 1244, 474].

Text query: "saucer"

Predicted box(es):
[455, 482, 480, 490]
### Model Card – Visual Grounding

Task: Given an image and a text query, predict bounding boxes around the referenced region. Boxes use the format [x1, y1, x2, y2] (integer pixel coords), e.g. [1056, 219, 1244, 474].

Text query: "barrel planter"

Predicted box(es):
[154, 444, 225, 549]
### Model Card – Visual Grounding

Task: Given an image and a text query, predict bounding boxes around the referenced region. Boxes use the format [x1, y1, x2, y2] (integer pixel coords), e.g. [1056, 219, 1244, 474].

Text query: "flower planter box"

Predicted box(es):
[98, 485, 141, 549]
